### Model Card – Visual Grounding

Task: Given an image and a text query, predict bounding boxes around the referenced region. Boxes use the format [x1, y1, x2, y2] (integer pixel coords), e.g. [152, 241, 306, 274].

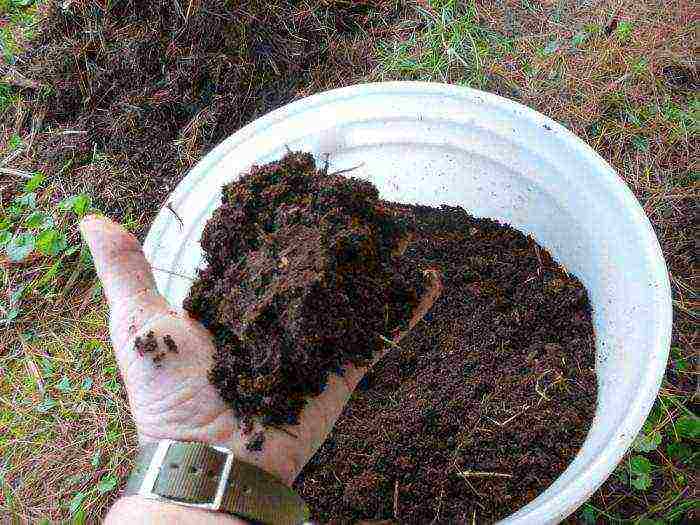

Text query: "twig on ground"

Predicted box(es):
[458, 471, 513, 479]
[393, 480, 399, 519]
[378, 334, 402, 351]
[0, 167, 32, 179]
[535, 369, 553, 404]
[486, 405, 530, 427]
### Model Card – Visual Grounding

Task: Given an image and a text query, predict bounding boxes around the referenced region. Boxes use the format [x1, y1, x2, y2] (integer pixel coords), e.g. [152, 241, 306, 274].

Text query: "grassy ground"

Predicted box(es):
[1, 0, 697, 523]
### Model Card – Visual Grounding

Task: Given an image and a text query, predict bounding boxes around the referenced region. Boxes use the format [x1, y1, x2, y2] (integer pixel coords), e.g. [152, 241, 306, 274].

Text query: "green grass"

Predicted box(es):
[0, 308, 135, 522]
[0, 5, 130, 519]
[378, 0, 513, 87]
[0, 0, 37, 62]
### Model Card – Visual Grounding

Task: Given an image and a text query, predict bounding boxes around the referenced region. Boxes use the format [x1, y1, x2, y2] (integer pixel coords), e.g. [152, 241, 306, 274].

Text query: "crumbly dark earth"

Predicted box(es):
[7, 0, 404, 231]
[183, 152, 423, 429]
[294, 204, 597, 524]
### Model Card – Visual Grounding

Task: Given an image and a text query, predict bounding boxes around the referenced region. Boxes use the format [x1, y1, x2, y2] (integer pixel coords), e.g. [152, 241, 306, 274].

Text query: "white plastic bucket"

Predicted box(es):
[144, 82, 672, 524]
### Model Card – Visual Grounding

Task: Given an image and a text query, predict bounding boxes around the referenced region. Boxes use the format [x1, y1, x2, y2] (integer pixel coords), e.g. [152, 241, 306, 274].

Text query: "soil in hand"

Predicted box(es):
[295, 205, 597, 523]
[184, 152, 424, 429]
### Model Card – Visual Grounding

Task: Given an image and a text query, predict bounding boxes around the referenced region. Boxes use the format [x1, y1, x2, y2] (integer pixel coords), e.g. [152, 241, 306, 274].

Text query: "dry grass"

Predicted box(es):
[0, 298, 136, 522]
[1, 0, 697, 523]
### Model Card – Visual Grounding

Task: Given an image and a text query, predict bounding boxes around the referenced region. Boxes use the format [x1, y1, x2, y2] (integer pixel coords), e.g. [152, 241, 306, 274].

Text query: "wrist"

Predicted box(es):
[106, 495, 248, 524]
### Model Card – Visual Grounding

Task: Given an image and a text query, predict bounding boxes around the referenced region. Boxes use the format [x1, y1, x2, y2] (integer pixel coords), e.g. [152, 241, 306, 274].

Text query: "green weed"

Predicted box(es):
[0, 173, 95, 325]
[0, 0, 38, 61]
[616, 21, 634, 43]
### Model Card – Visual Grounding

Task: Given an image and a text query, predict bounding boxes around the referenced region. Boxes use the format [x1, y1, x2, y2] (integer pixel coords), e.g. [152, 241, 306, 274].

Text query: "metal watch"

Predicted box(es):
[125, 439, 310, 525]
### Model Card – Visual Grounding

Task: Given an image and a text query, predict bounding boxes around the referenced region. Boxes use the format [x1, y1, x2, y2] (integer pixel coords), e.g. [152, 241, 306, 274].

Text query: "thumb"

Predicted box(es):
[80, 215, 170, 350]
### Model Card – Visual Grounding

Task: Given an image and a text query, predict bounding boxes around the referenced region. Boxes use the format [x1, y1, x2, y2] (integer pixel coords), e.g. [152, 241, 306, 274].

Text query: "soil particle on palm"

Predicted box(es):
[245, 431, 266, 453]
[134, 331, 158, 356]
[162, 334, 179, 354]
[184, 151, 424, 430]
[294, 205, 597, 523]
[134, 331, 179, 366]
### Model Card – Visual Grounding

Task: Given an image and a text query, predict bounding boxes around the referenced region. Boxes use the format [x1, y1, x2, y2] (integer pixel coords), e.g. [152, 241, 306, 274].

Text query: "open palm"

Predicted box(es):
[81, 215, 440, 485]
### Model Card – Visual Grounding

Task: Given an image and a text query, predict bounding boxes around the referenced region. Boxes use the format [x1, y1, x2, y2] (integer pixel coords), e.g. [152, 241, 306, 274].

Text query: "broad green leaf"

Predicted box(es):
[571, 31, 588, 47]
[0, 231, 10, 246]
[24, 172, 46, 192]
[675, 416, 700, 439]
[80, 244, 93, 268]
[91, 450, 101, 468]
[25, 211, 47, 229]
[41, 357, 55, 376]
[631, 472, 651, 491]
[636, 519, 663, 525]
[58, 195, 78, 211]
[97, 474, 118, 493]
[36, 229, 67, 256]
[0, 217, 10, 230]
[72, 509, 86, 525]
[5, 232, 35, 262]
[8, 204, 23, 217]
[632, 430, 662, 452]
[1, 308, 19, 323]
[670, 346, 689, 371]
[629, 455, 652, 475]
[616, 21, 633, 41]
[36, 397, 57, 413]
[631, 136, 649, 151]
[68, 491, 87, 515]
[8, 134, 22, 150]
[56, 376, 71, 393]
[59, 194, 91, 216]
[667, 442, 692, 461]
[73, 194, 91, 216]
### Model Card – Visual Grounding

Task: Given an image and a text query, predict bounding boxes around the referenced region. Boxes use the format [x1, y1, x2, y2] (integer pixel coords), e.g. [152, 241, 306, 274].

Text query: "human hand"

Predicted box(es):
[81, 215, 441, 486]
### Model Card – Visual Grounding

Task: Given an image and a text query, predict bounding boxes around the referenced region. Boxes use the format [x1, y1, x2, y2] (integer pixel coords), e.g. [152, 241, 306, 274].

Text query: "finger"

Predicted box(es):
[80, 215, 170, 350]
[80, 215, 159, 306]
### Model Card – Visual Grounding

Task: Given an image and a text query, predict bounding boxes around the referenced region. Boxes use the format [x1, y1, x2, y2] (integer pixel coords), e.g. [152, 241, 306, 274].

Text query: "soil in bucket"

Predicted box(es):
[186, 152, 597, 522]
[294, 204, 597, 523]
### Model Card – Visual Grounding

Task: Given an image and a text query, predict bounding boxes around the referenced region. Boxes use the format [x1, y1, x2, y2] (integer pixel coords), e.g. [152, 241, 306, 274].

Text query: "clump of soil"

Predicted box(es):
[295, 205, 597, 523]
[134, 331, 179, 367]
[184, 152, 424, 428]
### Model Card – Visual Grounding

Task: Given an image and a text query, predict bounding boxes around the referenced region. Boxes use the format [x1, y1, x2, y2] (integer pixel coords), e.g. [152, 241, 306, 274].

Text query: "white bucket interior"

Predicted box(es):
[144, 82, 672, 524]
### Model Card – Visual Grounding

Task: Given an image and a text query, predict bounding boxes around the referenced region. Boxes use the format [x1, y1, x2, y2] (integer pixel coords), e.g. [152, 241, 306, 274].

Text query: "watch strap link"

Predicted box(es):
[126, 440, 309, 525]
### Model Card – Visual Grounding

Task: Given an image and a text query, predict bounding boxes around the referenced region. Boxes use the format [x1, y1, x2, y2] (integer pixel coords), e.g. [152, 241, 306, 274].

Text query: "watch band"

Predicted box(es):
[125, 440, 310, 525]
